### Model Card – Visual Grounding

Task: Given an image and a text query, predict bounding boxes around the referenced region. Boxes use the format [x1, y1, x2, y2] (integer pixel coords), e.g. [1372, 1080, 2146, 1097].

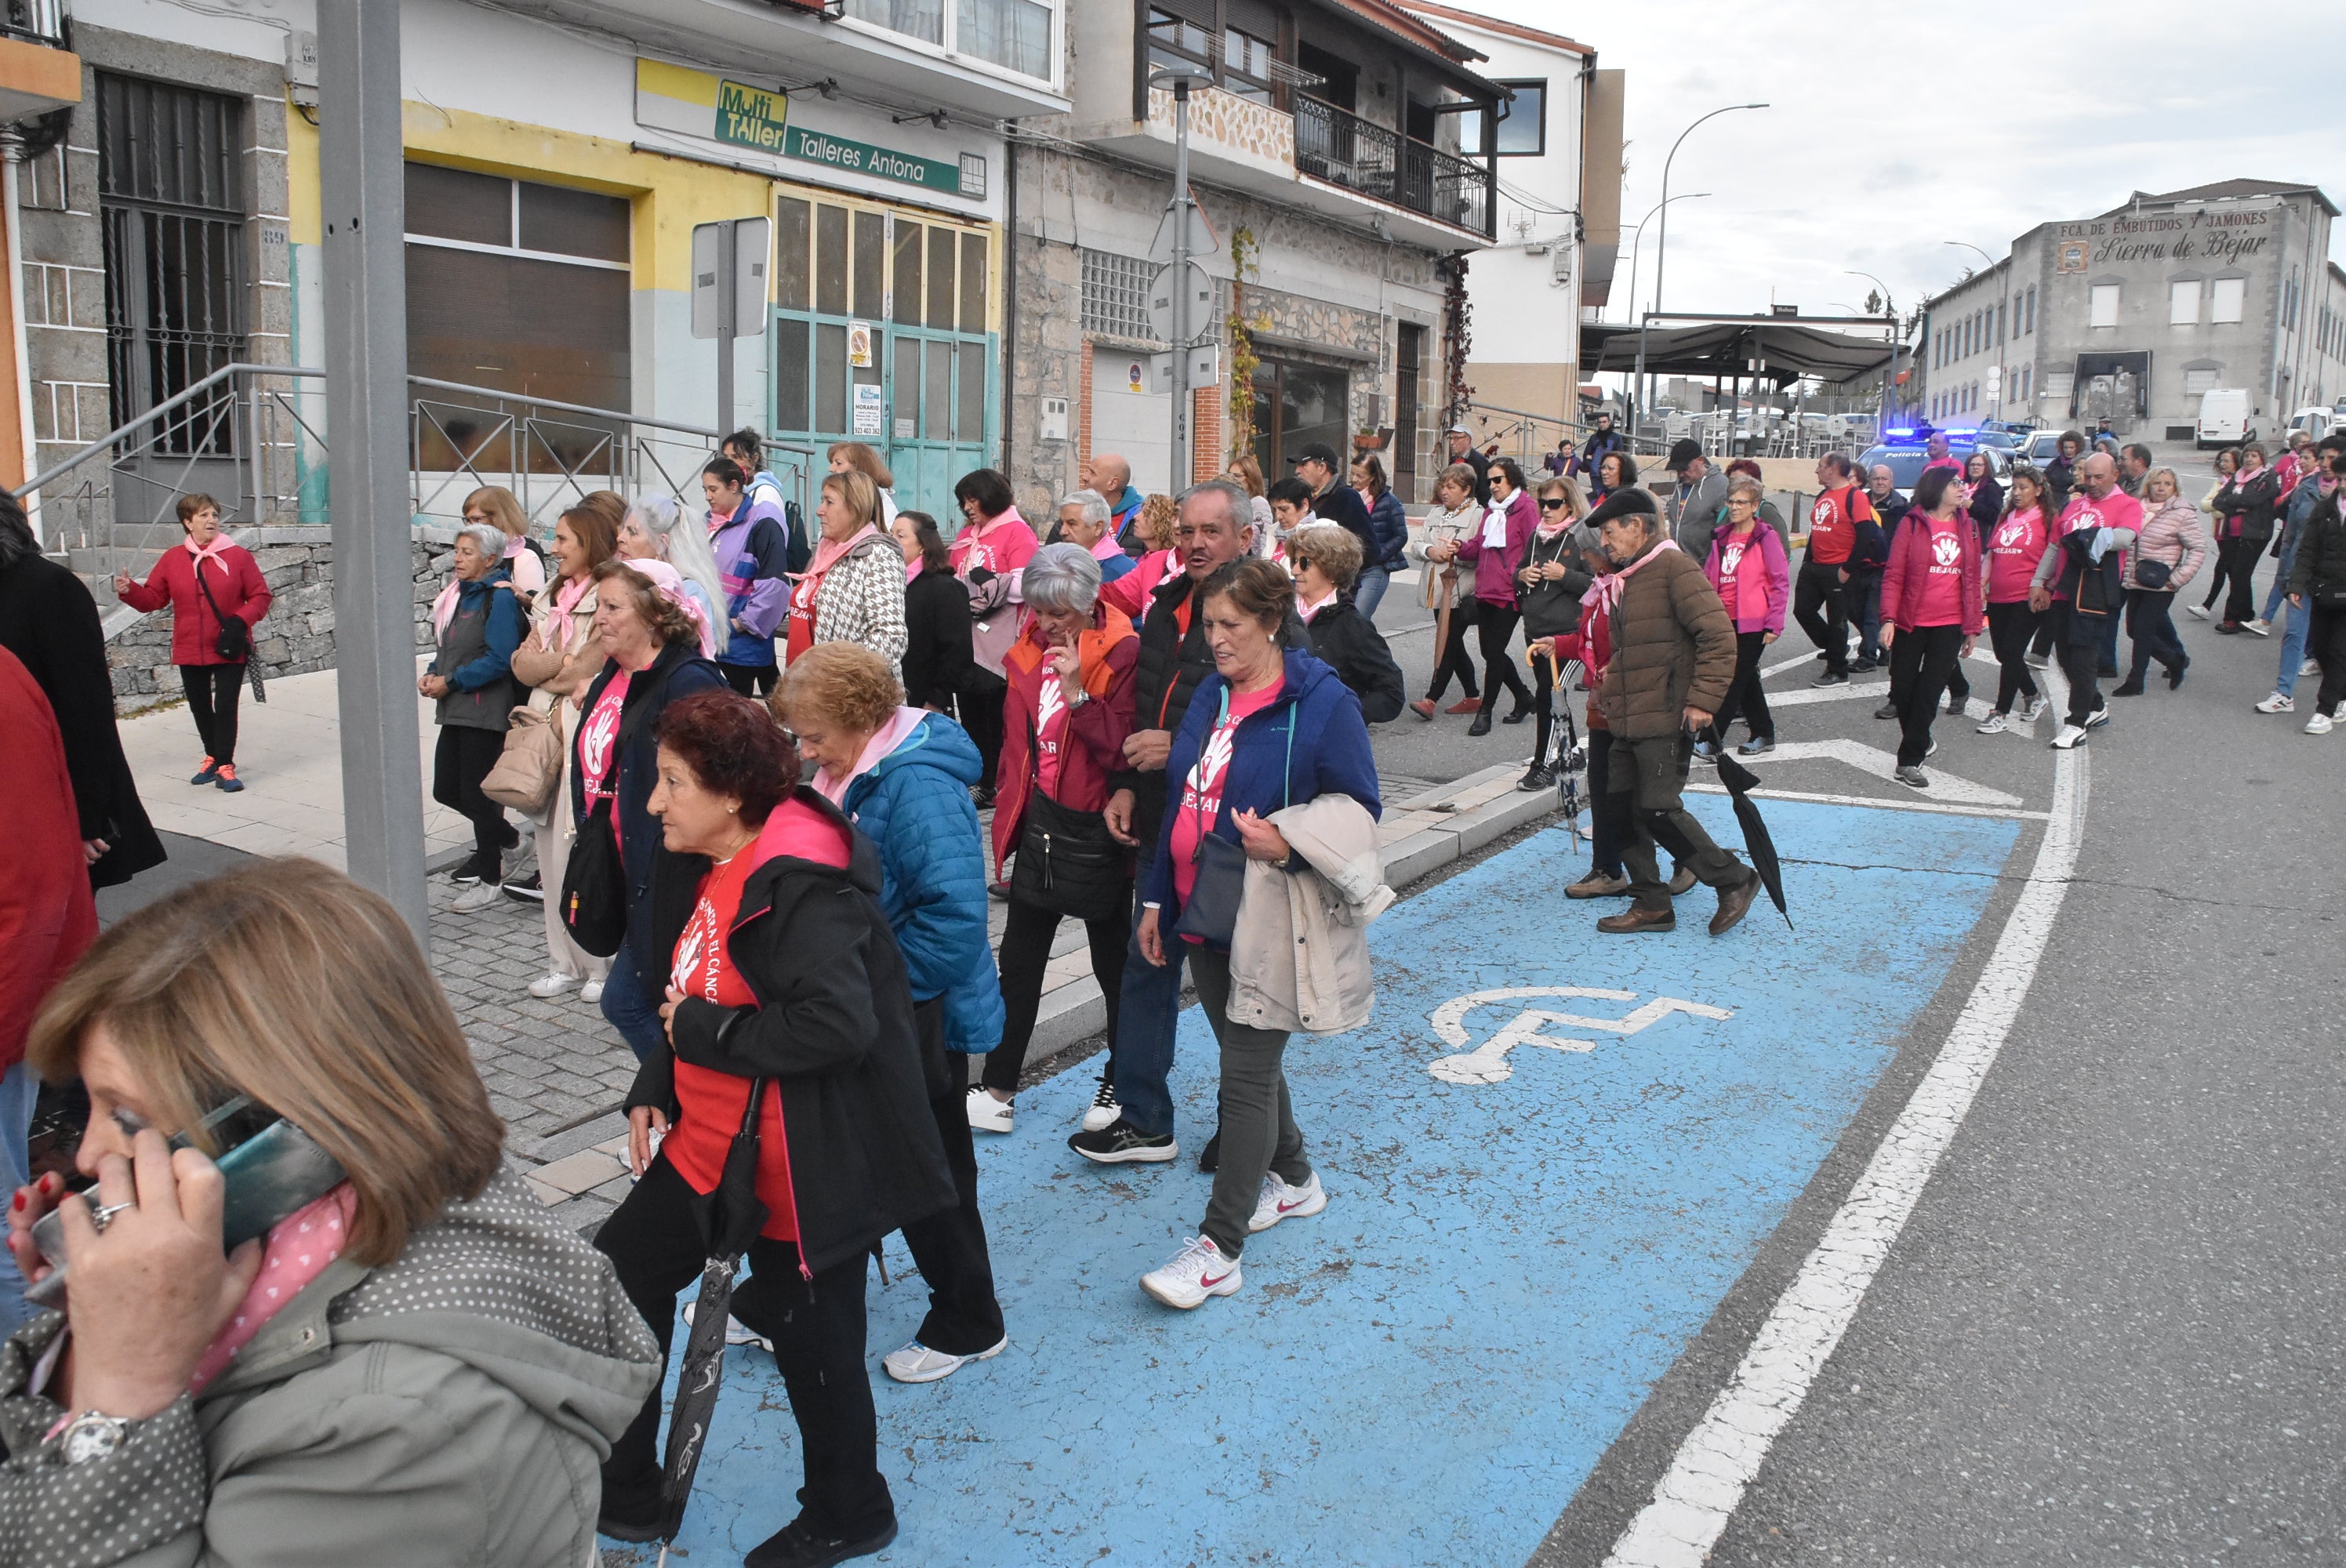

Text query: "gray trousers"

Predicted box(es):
[1189, 946, 1313, 1258]
[1606, 731, 1746, 911]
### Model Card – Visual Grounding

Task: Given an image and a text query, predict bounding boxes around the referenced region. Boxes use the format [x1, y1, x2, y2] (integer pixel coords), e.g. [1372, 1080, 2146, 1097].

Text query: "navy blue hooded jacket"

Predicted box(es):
[1142, 645, 1381, 921]
[839, 712, 1005, 1054]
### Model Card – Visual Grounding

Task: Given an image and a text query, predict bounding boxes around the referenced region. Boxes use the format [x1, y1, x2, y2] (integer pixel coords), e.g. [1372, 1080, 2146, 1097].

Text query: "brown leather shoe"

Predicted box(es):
[1709, 869, 1762, 935]
[1566, 870, 1631, 899]
[1410, 698, 1437, 721]
[1597, 903, 1676, 934]
[1446, 698, 1483, 714]
[1668, 865, 1697, 896]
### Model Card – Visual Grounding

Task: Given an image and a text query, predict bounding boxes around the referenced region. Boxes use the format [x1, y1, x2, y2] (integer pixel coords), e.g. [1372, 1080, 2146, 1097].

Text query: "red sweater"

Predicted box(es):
[990, 608, 1139, 880]
[0, 648, 97, 1073]
[118, 542, 273, 666]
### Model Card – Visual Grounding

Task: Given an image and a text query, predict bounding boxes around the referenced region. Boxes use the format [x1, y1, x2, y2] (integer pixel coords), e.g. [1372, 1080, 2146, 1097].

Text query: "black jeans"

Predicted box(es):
[1890, 624, 1964, 768]
[1605, 731, 1745, 911]
[430, 725, 516, 866]
[2045, 606, 2108, 726]
[1792, 561, 1850, 673]
[1585, 728, 1630, 878]
[1426, 595, 1481, 703]
[1527, 644, 1560, 763]
[720, 661, 779, 698]
[960, 683, 1005, 792]
[1475, 604, 1531, 713]
[983, 889, 1128, 1095]
[1706, 630, 1774, 744]
[2217, 536, 2263, 625]
[2124, 589, 2188, 681]
[1985, 601, 2041, 713]
[902, 998, 1005, 1356]
[596, 1156, 894, 1540]
[2308, 606, 2346, 716]
[1888, 622, 1970, 712]
[179, 663, 243, 765]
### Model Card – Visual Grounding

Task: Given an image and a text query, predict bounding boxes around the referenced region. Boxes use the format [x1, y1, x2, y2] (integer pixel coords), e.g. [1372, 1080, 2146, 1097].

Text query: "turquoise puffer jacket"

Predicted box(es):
[841, 712, 1005, 1054]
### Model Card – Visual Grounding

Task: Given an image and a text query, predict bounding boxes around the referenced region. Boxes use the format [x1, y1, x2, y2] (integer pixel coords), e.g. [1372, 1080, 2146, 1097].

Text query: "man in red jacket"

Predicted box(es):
[0, 646, 99, 1327]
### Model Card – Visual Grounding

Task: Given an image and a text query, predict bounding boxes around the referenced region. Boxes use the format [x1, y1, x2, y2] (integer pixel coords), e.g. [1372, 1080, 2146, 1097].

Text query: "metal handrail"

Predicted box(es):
[1294, 94, 1494, 239]
[405, 376, 718, 441]
[9, 361, 318, 500]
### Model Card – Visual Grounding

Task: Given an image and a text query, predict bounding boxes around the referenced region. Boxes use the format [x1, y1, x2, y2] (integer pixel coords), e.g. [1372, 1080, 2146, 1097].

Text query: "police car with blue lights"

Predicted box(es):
[1858, 426, 2015, 497]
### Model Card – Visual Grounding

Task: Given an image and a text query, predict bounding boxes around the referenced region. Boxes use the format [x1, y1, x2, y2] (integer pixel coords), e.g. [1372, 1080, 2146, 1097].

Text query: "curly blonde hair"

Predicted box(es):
[594, 558, 701, 648]
[1135, 492, 1178, 550]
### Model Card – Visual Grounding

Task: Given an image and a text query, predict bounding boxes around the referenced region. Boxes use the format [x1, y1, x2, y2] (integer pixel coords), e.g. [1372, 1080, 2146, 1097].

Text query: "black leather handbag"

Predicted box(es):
[1007, 710, 1127, 923]
[561, 797, 629, 956]
[194, 561, 252, 661]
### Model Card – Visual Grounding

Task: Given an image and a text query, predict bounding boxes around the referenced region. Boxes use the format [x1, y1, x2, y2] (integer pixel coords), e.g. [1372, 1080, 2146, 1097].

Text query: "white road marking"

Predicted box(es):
[1738, 739, 2023, 808]
[1428, 988, 1734, 1085]
[1603, 664, 2086, 1568]
[1683, 781, 2050, 822]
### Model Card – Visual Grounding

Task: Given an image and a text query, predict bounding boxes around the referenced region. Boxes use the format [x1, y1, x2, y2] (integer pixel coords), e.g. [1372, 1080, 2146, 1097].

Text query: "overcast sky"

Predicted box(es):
[1469, 0, 2346, 323]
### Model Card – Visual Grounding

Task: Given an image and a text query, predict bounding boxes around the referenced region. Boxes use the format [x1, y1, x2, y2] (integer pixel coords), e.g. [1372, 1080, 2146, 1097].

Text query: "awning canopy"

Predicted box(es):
[1580, 320, 1898, 386]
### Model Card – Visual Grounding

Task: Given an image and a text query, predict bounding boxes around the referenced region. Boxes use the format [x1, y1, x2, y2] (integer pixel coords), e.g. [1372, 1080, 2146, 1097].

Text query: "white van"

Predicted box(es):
[2288, 406, 2334, 443]
[2196, 388, 2254, 449]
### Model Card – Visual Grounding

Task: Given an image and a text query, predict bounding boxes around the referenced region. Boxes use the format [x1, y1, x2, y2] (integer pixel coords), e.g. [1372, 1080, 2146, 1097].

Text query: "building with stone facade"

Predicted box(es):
[1005, 0, 1514, 509]
[1919, 180, 2345, 441]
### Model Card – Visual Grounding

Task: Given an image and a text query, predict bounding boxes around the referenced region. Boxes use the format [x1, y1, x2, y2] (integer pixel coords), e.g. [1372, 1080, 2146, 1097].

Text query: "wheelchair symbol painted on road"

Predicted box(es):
[1426, 987, 1734, 1083]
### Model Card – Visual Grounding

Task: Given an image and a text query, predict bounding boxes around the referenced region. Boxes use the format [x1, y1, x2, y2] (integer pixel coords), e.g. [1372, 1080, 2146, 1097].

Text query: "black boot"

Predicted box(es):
[1467, 703, 1494, 737]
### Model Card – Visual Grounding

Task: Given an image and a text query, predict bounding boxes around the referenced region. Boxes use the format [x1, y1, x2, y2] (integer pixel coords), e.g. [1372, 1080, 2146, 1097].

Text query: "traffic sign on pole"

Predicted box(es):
[1147, 260, 1212, 348]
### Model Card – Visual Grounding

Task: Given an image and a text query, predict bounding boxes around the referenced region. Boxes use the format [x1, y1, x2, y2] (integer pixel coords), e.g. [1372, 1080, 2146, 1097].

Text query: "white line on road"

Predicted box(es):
[1683, 781, 2050, 822]
[1603, 669, 2086, 1568]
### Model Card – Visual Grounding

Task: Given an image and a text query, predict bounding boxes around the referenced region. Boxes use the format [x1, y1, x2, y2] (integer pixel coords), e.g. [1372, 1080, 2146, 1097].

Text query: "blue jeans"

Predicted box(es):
[2261, 534, 2297, 624]
[0, 1062, 38, 1333]
[1353, 565, 1392, 620]
[2277, 597, 2315, 697]
[600, 938, 666, 1062]
[1111, 865, 1191, 1139]
[1855, 572, 1884, 663]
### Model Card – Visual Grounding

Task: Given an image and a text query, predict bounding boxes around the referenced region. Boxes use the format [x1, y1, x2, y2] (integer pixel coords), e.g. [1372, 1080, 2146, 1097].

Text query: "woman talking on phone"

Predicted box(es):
[4, 859, 659, 1563]
[968, 544, 1139, 1140]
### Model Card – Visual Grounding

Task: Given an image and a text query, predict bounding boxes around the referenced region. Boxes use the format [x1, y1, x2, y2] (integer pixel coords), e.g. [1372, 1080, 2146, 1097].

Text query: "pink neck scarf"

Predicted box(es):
[801, 523, 881, 586]
[1581, 536, 1680, 621]
[814, 705, 927, 804]
[616, 558, 714, 658]
[189, 1185, 358, 1394]
[185, 533, 233, 574]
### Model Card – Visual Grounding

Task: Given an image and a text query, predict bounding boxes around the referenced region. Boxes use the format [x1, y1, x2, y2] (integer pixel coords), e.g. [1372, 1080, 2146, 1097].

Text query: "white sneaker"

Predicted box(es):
[966, 1086, 1013, 1134]
[1140, 1235, 1243, 1310]
[1081, 1076, 1120, 1134]
[2245, 618, 2272, 637]
[2084, 707, 2112, 731]
[451, 879, 504, 913]
[2256, 692, 2297, 714]
[2023, 651, 2050, 669]
[1247, 1171, 1327, 1233]
[2019, 695, 2047, 722]
[2308, 712, 2337, 735]
[1923, 737, 1939, 759]
[2049, 724, 2086, 750]
[527, 973, 579, 999]
[1976, 712, 2008, 735]
[883, 1335, 1007, 1385]
[2186, 604, 2212, 620]
[580, 979, 605, 1004]
[2305, 659, 2323, 677]
[681, 1301, 771, 1351]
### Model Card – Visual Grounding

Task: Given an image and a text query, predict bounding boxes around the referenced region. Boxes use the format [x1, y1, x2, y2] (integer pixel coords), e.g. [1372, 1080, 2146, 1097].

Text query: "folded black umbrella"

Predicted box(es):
[1710, 752, 1792, 930]
[657, 1079, 773, 1561]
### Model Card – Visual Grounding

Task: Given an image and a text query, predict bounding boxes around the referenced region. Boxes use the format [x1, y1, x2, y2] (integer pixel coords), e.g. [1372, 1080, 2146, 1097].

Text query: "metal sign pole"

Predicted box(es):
[1169, 79, 1193, 489]
[717, 220, 735, 439]
[318, 0, 427, 944]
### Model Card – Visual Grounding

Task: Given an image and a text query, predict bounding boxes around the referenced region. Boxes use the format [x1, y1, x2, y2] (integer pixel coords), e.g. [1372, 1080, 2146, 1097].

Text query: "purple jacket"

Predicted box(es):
[710, 499, 793, 668]
[1701, 522, 1790, 636]
[1454, 490, 1537, 608]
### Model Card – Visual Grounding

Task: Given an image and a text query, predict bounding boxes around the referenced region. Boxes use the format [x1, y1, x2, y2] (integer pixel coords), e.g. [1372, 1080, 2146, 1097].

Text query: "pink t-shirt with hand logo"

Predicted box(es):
[1915, 517, 1967, 626]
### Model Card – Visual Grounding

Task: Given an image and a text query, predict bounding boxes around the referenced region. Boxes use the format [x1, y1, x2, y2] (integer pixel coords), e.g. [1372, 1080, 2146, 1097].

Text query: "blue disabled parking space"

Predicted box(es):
[613, 798, 2019, 1567]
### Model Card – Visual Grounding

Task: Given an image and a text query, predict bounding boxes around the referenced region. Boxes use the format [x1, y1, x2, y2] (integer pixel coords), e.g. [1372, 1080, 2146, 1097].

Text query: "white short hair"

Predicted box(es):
[1059, 488, 1112, 527]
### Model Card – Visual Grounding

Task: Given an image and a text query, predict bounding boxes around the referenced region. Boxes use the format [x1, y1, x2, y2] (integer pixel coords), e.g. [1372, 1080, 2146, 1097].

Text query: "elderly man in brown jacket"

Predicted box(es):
[1588, 488, 1763, 935]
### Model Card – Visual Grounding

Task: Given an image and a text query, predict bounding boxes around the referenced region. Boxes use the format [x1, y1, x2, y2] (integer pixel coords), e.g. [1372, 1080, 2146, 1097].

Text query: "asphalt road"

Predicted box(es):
[1526, 452, 2346, 1566]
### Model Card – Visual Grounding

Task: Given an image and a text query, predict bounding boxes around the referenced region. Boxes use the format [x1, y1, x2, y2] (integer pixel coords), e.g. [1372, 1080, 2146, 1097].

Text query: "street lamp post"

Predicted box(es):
[1149, 65, 1213, 490]
[1651, 103, 1767, 321]
[1844, 269, 1898, 428]
[1945, 241, 2004, 418]
[1620, 192, 1706, 434]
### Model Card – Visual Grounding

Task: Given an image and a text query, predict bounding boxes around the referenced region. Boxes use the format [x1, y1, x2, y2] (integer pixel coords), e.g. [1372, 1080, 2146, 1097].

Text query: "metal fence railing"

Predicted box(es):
[1295, 95, 1494, 240]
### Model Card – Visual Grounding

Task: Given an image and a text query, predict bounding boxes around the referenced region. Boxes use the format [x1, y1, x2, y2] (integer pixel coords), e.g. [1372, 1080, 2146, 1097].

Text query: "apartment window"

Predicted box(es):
[961, 0, 1051, 79]
[844, 0, 942, 45]
[1081, 248, 1157, 341]
[2026, 285, 2036, 333]
[1491, 80, 1547, 156]
[2183, 367, 2219, 398]
[2210, 276, 2246, 324]
[1222, 27, 1276, 103]
[2169, 279, 2202, 326]
[2021, 365, 2031, 401]
[403, 162, 632, 423]
[1996, 300, 2005, 343]
[2284, 267, 2299, 329]
[98, 74, 245, 455]
[2089, 284, 2120, 328]
[1146, 6, 1215, 76]
[2043, 369, 2074, 403]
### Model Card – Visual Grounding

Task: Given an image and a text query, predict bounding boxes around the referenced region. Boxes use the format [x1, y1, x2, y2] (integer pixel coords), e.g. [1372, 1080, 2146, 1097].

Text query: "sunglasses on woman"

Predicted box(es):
[1538, 497, 1569, 510]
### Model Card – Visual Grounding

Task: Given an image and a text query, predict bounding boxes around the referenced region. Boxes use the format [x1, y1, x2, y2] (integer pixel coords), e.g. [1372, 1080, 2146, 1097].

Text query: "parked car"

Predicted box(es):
[2287, 406, 2335, 443]
[1861, 430, 2014, 497]
[2021, 430, 2067, 466]
[2196, 388, 2255, 448]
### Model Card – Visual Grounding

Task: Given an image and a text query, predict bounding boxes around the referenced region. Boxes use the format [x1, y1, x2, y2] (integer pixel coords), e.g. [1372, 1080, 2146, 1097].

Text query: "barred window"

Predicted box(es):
[1081, 249, 1157, 342]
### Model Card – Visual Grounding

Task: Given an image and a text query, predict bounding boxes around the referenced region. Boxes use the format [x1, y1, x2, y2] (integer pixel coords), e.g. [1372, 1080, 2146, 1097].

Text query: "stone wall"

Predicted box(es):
[106, 524, 463, 715]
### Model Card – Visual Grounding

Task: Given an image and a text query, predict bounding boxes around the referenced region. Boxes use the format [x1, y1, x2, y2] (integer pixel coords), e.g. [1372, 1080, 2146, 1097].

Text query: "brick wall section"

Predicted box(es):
[1193, 384, 1222, 483]
[104, 524, 463, 715]
[1077, 341, 1094, 477]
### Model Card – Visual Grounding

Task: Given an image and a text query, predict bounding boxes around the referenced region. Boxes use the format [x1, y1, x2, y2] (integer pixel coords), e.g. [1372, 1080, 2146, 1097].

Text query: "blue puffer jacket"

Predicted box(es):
[840, 712, 1004, 1054]
[1142, 646, 1382, 919]
[1366, 488, 1410, 571]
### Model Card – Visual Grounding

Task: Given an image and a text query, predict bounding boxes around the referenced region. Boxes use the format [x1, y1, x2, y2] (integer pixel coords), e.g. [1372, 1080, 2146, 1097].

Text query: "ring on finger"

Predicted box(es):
[87, 1200, 136, 1232]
